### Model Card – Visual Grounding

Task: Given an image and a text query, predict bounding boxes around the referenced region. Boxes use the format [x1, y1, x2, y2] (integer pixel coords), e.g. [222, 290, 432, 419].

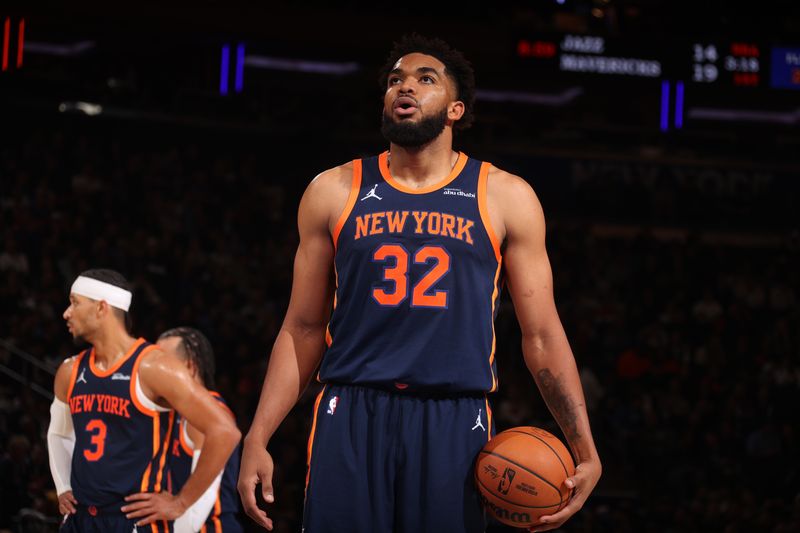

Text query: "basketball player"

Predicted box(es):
[238, 35, 601, 533]
[157, 327, 244, 533]
[47, 269, 241, 532]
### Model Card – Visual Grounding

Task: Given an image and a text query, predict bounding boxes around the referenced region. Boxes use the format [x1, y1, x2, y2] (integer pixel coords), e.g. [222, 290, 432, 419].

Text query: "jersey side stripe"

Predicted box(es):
[154, 410, 175, 492]
[488, 261, 502, 393]
[210, 495, 222, 532]
[478, 161, 502, 392]
[131, 345, 162, 492]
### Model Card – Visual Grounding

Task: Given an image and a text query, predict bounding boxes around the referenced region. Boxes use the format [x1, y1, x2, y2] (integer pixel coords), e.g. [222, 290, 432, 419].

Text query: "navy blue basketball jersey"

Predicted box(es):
[67, 338, 174, 530]
[166, 392, 243, 533]
[320, 152, 503, 393]
[166, 416, 193, 495]
[202, 393, 243, 533]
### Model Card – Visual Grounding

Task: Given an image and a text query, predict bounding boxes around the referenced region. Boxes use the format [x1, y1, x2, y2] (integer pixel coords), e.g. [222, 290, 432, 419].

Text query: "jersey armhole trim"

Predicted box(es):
[130, 344, 171, 417]
[65, 351, 86, 402]
[180, 418, 195, 456]
[332, 159, 363, 250]
[477, 162, 502, 262]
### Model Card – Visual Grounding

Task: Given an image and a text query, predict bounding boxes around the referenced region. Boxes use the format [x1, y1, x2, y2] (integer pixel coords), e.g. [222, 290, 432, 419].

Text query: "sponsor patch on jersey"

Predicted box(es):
[111, 372, 131, 380]
[443, 187, 476, 198]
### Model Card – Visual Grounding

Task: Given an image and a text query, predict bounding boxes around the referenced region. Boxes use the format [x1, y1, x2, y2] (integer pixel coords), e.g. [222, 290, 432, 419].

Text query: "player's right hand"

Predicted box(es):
[58, 490, 78, 515]
[238, 439, 275, 530]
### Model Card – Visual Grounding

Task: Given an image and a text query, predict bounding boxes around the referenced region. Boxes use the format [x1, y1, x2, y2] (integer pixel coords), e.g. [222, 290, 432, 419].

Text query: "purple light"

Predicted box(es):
[660, 80, 670, 131]
[675, 81, 684, 129]
[220, 44, 230, 95]
[235, 43, 245, 93]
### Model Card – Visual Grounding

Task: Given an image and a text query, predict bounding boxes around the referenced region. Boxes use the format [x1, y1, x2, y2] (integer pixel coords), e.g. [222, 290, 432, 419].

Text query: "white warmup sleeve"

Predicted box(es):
[172, 449, 224, 533]
[47, 398, 75, 495]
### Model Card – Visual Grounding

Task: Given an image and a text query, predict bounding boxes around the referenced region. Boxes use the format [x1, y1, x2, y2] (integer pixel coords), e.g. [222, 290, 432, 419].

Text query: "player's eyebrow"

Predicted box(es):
[389, 66, 442, 78]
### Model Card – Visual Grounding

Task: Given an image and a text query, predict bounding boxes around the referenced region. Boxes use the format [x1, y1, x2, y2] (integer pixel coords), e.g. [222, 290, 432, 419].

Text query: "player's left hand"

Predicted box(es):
[529, 458, 601, 532]
[121, 491, 188, 525]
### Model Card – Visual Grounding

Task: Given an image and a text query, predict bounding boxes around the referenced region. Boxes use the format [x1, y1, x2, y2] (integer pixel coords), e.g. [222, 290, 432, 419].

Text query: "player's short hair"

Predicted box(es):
[379, 33, 476, 132]
[78, 268, 133, 331]
[158, 327, 216, 390]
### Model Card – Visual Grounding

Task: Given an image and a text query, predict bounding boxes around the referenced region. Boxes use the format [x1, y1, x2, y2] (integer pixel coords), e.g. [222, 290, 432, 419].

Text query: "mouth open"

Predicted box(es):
[394, 96, 418, 116]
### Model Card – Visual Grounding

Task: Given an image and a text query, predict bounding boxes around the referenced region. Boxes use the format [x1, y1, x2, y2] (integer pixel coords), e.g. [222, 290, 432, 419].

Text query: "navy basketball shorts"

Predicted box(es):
[302, 384, 495, 533]
[60, 504, 172, 533]
[205, 513, 244, 533]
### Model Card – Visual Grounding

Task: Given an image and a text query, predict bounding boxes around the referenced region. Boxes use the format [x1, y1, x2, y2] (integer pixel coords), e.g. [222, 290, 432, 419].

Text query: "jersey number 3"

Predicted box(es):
[83, 419, 107, 461]
[372, 244, 450, 308]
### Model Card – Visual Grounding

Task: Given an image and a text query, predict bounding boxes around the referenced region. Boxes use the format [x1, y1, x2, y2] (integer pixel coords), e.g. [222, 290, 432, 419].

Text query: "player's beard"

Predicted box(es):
[68, 323, 90, 348]
[71, 334, 90, 348]
[381, 108, 448, 148]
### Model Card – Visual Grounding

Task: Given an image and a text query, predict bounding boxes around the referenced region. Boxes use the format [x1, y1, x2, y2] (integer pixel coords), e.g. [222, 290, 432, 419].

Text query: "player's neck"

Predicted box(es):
[89, 327, 138, 368]
[387, 137, 458, 187]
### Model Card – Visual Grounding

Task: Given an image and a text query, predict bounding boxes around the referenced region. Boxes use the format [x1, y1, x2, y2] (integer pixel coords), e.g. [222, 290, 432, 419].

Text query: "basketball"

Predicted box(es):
[475, 426, 575, 528]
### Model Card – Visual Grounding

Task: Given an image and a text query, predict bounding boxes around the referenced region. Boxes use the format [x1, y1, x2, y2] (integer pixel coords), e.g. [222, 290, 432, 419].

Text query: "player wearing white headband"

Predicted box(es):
[48, 268, 241, 533]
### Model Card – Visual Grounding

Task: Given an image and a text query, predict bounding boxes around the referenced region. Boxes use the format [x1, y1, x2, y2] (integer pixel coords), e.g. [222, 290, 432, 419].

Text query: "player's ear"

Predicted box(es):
[95, 299, 109, 319]
[447, 100, 465, 122]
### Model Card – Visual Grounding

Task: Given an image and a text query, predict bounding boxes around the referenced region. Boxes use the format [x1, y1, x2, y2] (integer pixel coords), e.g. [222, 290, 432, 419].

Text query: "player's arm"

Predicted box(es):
[122, 351, 241, 525]
[238, 165, 346, 530]
[173, 446, 223, 533]
[48, 357, 79, 515]
[492, 169, 601, 532]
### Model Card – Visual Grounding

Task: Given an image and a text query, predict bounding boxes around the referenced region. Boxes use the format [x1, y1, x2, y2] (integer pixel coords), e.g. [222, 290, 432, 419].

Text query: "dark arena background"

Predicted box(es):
[1, 1, 798, 531]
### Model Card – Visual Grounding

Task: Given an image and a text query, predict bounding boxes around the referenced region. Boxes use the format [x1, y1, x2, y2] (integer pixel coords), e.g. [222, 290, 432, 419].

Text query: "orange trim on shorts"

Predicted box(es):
[89, 337, 145, 377]
[304, 385, 327, 493]
[477, 162, 501, 262]
[332, 159, 362, 250]
[65, 351, 86, 402]
[325, 264, 340, 349]
[378, 151, 468, 194]
[484, 396, 494, 442]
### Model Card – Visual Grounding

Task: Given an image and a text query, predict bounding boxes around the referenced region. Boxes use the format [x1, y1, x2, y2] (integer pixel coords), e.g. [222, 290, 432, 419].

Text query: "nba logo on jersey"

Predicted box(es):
[327, 396, 339, 415]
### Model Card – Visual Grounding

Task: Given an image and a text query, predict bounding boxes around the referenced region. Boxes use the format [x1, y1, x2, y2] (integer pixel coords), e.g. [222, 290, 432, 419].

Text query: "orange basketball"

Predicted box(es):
[475, 426, 575, 528]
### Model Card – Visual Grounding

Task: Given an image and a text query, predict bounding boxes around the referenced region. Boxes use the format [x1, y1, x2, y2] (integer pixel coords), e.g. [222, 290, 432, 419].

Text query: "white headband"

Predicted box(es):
[71, 276, 132, 312]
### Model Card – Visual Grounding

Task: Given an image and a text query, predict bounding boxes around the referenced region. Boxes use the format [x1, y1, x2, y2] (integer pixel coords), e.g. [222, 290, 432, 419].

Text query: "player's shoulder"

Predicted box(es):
[307, 161, 355, 196]
[54, 352, 86, 397]
[56, 351, 85, 374]
[301, 161, 357, 224]
[137, 345, 174, 368]
[486, 164, 540, 205]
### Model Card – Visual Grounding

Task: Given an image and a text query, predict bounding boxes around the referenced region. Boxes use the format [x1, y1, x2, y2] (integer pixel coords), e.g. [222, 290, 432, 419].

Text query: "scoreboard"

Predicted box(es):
[516, 34, 800, 91]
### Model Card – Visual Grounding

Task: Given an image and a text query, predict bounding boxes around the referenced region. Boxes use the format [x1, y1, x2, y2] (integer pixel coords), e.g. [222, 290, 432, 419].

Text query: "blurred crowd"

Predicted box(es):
[1, 117, 798, 532]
